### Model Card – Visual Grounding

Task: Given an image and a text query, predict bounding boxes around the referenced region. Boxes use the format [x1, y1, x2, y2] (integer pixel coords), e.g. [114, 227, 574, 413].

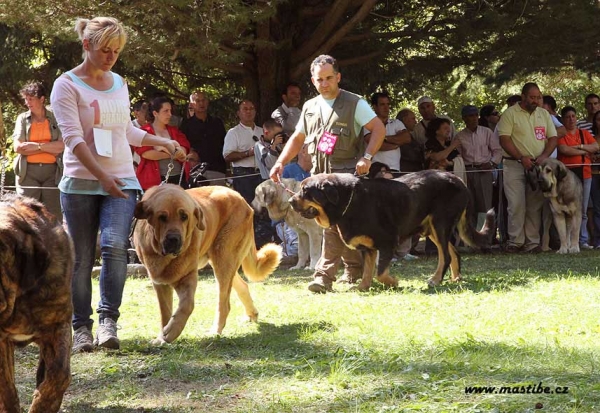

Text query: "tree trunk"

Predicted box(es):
[253, 17, 278, 124]
[0, 98, 5, 155]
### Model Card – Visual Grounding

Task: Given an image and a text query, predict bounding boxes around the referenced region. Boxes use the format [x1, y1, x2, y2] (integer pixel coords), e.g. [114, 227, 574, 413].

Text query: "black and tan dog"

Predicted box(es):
[134, 184, 282, 343]
[289, 171, 494, 290]
[0, 194, 73, 413]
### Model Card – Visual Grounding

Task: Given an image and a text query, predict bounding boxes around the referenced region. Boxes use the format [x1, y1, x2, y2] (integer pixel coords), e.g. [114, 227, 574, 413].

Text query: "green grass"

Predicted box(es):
[13, 251, 600, 412]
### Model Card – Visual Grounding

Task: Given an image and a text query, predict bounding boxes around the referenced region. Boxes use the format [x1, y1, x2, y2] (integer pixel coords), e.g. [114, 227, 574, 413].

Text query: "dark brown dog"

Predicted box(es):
[134, 184, 282, 343]
[0, 194, 74, 413]
[290, 171, 494, 290]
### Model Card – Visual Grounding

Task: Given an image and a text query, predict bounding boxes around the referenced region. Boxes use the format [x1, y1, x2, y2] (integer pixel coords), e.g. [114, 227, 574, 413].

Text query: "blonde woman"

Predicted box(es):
[50, 17, 186, 352]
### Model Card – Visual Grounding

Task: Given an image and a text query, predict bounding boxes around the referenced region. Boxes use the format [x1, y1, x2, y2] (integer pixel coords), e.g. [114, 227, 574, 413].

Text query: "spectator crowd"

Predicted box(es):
[10, 21, 600, 319]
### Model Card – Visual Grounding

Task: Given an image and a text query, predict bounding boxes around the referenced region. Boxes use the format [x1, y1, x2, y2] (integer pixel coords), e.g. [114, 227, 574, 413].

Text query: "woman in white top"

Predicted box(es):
[50, 16, 186, 353]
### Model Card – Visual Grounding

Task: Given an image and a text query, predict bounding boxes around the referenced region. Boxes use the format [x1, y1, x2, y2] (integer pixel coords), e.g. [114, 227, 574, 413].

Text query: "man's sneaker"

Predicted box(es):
[402, 253, 419, 261]
[94, 318, 120, 349]
[308, 275, 333, 293]
[580, 243, 593, 250]
[73, 325, 94, 353]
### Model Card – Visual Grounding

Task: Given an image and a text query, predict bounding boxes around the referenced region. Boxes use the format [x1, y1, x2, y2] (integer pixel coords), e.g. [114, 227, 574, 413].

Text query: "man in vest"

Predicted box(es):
[270, 54, 386, 293]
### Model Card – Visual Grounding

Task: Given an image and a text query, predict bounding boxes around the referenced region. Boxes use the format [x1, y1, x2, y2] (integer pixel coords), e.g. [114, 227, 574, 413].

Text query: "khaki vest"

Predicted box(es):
[302, 90, 364, 173]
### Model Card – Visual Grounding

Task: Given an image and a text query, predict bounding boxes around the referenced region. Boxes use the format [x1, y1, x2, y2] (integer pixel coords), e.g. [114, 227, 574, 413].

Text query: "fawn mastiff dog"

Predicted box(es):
[538, 158, 583, 254]
[134, 184, 282, 343]
[0, 194, 73, 413]
[289, 171, 494, 290]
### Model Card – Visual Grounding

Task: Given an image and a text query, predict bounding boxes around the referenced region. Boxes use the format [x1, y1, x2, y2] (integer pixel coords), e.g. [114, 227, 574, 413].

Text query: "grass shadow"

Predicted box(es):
[385, 250, 600, 294]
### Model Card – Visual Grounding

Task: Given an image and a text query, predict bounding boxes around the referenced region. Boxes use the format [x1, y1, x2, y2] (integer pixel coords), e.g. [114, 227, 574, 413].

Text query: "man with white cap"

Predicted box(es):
[412, 96, 456, 145]
[455, 104, 502, 227]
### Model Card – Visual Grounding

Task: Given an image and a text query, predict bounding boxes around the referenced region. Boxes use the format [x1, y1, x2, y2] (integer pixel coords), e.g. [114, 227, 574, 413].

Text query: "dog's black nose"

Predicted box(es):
[162, 232, 182, 255]
[289, 195, 299, 211]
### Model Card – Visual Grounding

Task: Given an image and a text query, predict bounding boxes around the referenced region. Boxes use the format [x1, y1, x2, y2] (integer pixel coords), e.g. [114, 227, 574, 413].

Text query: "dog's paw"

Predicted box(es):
[556, 248, 569, 254]
[243, 312, 259, 323]
[349, 282, 371, 292]
[427, 278, 442, 288]
[150, 336, 168, 346]
[568, 246, 580, 254]
[289, 264, 303, 270]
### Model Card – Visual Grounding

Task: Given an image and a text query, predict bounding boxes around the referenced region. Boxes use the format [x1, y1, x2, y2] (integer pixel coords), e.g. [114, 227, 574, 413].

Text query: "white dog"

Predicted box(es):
[252, 179, 323, 269]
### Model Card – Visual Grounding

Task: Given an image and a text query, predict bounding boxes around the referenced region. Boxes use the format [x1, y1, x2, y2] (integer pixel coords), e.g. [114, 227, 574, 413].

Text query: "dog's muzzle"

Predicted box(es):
[300, 207, 319, 219]
[162, 232, 182, 256]
[289, 196, 319, 218]
[538, 179, 552, 193]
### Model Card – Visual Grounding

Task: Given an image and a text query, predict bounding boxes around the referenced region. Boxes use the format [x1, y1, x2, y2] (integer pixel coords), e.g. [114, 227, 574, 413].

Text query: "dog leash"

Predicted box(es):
[276, 175, 298, 195]
[161, 149, 186, 187]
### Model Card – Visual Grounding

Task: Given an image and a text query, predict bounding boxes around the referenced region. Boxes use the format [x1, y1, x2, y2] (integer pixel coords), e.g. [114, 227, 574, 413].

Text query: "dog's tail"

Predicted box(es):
[457, 207, 495, 250]
[241, 243, 283, 282]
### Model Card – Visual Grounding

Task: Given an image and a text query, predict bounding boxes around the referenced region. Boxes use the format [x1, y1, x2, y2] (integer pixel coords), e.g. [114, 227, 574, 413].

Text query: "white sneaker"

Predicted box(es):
[403, 253, 419, 261]
[94, 318, 120, 349]
[580, 243, 593, 250]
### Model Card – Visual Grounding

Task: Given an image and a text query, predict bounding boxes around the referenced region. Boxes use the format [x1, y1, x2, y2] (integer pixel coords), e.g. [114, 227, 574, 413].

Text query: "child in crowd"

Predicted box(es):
[255, 118, 286, 180]
[283, 143, 312, 181]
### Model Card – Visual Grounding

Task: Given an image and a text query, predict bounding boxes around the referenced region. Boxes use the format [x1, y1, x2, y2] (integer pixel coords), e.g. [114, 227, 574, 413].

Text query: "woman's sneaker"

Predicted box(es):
[72, 326, 94, 353]
[94, 318, 120, 349]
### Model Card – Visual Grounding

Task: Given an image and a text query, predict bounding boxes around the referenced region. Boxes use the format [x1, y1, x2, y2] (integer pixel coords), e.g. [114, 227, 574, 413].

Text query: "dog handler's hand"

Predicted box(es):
[99, 174, 128, 199]
[356, 157, 371, 176]
[164, 141, 186, 162]
[521, 156, 535, 171]
[270, 161, 284, 183]
[535, 153, 549, 165]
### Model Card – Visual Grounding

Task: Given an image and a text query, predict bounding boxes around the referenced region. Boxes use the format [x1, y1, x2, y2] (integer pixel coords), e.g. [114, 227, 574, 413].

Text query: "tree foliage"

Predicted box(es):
[1, 0, 600, 126]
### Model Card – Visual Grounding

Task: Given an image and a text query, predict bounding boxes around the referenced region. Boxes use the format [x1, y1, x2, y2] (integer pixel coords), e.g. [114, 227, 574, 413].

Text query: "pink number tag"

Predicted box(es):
[317, 131, 338, 155]
[534, 126, 546, 140]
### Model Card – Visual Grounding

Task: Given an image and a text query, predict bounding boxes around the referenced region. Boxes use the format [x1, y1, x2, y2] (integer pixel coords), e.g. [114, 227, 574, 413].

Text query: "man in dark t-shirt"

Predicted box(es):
[180, 91, 227, 185]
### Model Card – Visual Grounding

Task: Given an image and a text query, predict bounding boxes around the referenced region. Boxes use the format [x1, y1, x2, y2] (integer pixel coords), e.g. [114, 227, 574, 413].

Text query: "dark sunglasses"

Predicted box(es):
[491, 111, 500, 116]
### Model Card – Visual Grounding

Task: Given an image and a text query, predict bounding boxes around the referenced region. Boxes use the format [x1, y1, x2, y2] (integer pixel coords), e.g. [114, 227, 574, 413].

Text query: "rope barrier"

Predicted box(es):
[5, 161, 599, 191]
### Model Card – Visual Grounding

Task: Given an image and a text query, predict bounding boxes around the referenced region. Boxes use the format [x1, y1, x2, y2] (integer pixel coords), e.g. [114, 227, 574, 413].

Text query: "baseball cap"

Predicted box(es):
[417, 96, 433, 106]
[461, 105, 479, 116]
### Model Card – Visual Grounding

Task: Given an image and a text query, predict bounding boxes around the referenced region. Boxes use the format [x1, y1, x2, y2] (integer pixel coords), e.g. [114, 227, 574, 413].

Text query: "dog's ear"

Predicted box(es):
[264, 185, 277, 205]
[134, 201, 152, 220]
[9, 227, 51, 292]
[194, 206, 205, 231]
[555, 163, 568, 181]
[321, 182, 339, 206]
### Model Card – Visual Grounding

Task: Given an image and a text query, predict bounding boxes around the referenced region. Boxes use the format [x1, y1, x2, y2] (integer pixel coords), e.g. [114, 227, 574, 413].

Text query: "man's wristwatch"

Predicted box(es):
[363, 153, 374, 161]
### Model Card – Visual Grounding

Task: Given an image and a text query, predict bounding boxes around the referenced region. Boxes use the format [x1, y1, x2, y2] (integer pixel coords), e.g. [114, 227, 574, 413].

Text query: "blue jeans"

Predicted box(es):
[61, 190, 138, 330]
[580, 177, 592, 245]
